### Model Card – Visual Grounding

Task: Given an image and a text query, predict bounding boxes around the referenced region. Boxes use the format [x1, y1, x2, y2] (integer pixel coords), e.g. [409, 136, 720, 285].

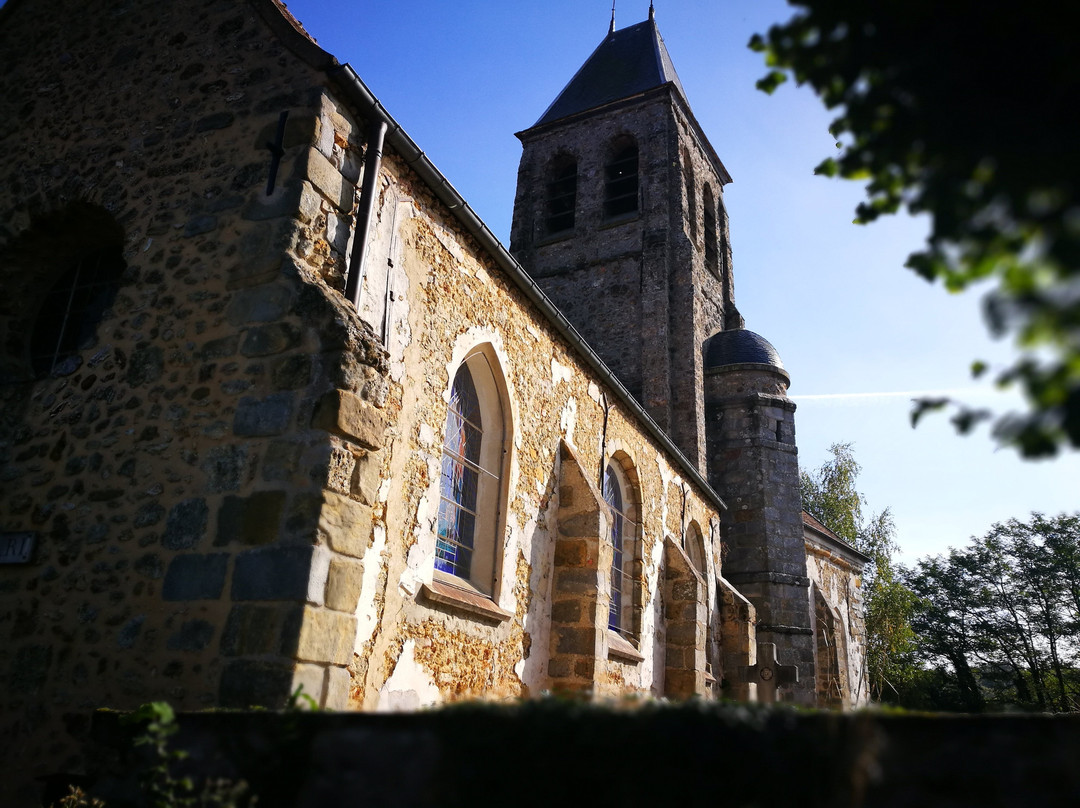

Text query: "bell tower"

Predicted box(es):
[510, 8, 741, 471]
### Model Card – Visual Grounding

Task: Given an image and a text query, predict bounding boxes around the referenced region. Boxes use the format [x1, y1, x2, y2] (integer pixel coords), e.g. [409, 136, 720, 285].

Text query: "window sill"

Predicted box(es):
[598, 212, 639, 230]
[420, 578, 512, 624]
[536, 229, 576, 247]
[607, 630, 644, 664]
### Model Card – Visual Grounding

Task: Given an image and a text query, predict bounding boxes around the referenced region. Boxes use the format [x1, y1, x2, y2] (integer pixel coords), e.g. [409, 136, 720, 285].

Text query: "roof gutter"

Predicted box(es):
[326, 62, 726, 514]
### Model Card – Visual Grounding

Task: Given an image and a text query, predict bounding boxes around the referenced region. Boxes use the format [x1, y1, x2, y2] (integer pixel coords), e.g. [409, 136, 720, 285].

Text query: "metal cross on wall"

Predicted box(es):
[743, 642, 799, 704]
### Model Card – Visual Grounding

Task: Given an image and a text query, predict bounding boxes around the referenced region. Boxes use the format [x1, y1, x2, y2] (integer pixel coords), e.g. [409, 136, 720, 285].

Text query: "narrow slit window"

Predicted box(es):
[703, 184, 719, 276]
[545, 156, 577, 234]
[604, 139, 639, 219]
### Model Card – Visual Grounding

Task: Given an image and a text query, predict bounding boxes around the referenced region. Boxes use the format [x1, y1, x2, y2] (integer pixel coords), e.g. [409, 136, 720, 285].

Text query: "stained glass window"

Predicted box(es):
[436, 365, 484, 578]
[604, 464, 626, 633]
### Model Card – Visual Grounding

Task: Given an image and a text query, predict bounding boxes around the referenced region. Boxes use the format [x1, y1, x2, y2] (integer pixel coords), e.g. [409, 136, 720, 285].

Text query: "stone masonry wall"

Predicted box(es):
[343, 139, 728, 707]
[0, 0, 390, 794]
[805, 540, 869, 708]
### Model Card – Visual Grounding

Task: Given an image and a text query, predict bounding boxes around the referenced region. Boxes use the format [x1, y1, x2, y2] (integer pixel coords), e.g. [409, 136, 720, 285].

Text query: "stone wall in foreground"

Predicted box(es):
[72, 706, 1080, 808]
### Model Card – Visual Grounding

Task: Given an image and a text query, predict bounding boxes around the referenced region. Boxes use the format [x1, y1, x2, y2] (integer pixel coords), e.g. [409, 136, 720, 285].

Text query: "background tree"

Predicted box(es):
[750, 1, 1080, 456]
[801, 444, 916, 701]
[904, 513, 1080, 712]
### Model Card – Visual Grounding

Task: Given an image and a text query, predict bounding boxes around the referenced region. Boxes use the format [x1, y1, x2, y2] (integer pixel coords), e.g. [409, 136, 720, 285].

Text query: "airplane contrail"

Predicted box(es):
[790, 388, 998, 402]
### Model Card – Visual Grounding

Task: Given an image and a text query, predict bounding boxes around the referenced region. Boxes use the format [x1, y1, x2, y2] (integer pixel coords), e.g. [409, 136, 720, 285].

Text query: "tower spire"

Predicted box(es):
[649, 2, 655, 22]
[610, 0, 616, 34]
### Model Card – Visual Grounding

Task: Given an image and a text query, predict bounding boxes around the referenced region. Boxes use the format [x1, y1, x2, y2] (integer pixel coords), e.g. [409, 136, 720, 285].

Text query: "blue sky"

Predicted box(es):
[285, 0, 1079, 563]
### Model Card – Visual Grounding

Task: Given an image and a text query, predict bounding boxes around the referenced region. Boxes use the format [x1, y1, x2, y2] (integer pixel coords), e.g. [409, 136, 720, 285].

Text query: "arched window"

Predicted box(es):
[435, 351, 508, 595]
[604, 458, 638, 639]
[703, 184, 719, 277]
[604, 137, 639, 219]
[545, 155, 577, 235]
[30, 246, 125, 377]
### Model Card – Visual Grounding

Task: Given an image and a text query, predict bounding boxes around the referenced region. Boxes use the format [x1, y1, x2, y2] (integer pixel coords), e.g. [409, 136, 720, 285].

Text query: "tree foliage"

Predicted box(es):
[751, 1, 1080, 456]
[904, 513, 1080, 712]
[800, 443, 916, 701]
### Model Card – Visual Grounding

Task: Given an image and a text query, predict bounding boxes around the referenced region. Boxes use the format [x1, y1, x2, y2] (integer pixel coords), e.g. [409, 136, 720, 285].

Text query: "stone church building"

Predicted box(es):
[0, 0, 868, 790]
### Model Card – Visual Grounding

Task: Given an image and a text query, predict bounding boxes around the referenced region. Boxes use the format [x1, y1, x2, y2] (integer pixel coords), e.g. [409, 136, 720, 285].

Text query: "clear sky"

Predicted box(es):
[284, 0, 1079, 563]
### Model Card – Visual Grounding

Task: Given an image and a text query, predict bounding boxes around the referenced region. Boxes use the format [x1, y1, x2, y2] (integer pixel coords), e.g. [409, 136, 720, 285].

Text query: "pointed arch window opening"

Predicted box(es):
[31, 247, 125, 377]
[604, 141, 639, 219]
[604, 463, 639, 637]
[435, 356, 507, 585]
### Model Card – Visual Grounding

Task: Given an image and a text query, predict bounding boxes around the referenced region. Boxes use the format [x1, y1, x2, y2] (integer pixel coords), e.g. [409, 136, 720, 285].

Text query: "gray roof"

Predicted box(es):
[533, 17, 688, 128]
[704, 329, 786, 371]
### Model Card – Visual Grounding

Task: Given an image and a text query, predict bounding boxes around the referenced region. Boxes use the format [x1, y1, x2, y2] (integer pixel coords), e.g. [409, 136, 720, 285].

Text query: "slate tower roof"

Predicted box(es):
[533, 12, 688, 128]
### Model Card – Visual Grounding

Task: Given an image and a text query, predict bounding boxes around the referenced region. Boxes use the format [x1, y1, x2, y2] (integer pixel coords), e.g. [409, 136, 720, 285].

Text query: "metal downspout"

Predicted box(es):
[345, 119, 387, 309]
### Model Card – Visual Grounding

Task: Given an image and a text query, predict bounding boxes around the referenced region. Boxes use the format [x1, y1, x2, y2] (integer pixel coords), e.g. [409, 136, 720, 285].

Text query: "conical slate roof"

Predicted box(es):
[533, 16, 688, 128]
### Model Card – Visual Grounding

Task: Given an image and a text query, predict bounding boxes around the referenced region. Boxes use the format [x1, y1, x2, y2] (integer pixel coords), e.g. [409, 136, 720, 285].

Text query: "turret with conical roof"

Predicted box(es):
[510, 10, 739, 471]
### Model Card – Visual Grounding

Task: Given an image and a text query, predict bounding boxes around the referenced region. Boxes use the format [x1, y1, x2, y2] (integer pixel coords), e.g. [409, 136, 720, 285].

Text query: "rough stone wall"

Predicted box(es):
[0, 0, 390, 793]
[704, 365, 816, 704]
[346, 143, 728, 708]
[805, 540, 868, 708]
[509, 91, 731, 472]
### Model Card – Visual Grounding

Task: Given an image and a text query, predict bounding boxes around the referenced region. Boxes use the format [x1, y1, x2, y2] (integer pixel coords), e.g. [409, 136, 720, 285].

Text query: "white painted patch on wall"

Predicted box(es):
[587, 381, 601, 404]
[307, 545, 332, 606]
[376, 639, 443, 712]
[354, 524, 389, 654]
[418, 422, 437, 448]
[560, 397, 578, 446]
[550, 357, 572, 386]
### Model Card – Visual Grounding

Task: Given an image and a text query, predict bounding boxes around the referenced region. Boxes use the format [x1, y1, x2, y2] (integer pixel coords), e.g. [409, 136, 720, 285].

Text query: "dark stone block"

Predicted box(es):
[184, 215, 218, 237]
[134, 502, 166, 528]
[194, 112, 235, 132]
[221, 604, 282, 656]
[232, 545, 313, 601]
[215, 491, 286, 546]
[240, 323, 301, 357]
[227, 284, 294, 325]
[116, 615, 145, 649]
[270, 354, 311, 389]
[127, 346, 163, 386]
[197, 335, 239, 360]
[163, 553, 228, 601]
[218, 658, 294, 708]
[234, 393, 294, 437]
[163, 498, 209, 550]
[201, 444, 247, 492]
[167, 619, 215, 651]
